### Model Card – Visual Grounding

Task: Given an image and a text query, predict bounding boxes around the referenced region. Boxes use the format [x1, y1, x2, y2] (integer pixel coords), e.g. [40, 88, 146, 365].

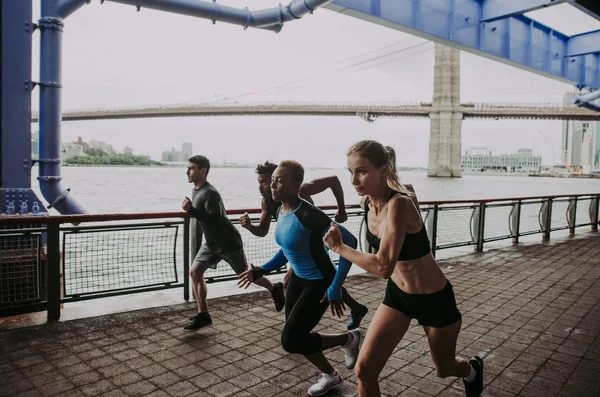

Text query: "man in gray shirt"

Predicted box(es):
[182, 155, 284, 332]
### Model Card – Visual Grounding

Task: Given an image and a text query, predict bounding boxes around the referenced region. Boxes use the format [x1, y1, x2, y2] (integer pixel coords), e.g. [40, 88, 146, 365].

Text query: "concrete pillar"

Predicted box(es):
[428, 43, 463, 177]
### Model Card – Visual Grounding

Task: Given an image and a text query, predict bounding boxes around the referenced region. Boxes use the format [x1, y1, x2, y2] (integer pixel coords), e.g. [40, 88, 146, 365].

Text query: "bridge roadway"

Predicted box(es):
[31, 102, 600, 122]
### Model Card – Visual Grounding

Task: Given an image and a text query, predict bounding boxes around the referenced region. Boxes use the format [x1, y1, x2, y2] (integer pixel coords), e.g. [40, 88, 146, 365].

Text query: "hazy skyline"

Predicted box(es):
[29, 0, 600, 167]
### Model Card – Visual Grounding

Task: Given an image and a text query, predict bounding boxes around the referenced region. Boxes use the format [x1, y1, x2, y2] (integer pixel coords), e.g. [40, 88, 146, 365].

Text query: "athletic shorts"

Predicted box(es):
[383, 279, 462, 328]
[191, 245, 248, 275]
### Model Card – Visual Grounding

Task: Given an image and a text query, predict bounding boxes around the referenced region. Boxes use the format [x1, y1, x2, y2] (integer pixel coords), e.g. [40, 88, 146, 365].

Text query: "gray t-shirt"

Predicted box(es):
[187, 182, 243, 253]
[190, 187, 204, 258]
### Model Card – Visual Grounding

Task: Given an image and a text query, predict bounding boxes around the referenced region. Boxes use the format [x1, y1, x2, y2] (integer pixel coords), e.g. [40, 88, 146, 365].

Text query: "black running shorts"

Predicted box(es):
[383, 279, 462, 328]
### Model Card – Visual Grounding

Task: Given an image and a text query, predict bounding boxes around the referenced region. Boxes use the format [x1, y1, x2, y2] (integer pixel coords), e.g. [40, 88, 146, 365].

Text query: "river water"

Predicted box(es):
[30, 166, 600, 214]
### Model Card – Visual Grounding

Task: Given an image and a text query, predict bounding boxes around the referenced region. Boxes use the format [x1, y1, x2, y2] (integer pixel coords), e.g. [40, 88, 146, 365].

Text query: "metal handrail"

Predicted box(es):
[1, 193, 599, 320]
[2, 192, 599, 225]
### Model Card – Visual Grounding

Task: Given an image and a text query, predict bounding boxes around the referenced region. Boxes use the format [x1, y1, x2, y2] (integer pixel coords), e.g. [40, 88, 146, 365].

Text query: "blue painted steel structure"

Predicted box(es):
[105, 0, 332, 32]
[0, 0, 331, 215]
[1, 0, 599, 215]
[326, 0, 600, 90]
[37, 4, 87, 215]
[568, 89, 600, 111]
[0, 1, 48, 216]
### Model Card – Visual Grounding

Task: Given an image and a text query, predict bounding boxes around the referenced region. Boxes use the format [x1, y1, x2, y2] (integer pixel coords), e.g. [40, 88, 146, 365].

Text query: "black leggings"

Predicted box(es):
[281, 273, 330, 355]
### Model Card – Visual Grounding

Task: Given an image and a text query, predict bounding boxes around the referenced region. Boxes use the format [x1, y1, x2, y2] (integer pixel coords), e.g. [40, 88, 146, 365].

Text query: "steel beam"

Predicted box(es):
[327, 0, 600, 90]
[579, 102, 600, 111]
[481, 0, 568, 23]
[567, 29, 600, 57]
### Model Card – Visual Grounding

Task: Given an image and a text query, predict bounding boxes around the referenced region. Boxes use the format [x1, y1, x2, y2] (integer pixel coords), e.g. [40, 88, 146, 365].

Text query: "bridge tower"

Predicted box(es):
[428, 43, 463, 177]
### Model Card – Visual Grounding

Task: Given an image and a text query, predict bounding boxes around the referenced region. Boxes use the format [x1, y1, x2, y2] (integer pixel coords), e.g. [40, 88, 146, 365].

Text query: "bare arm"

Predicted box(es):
[299, 176, 347, 222]
[325, 196, 415, 279]
[299, 176, 345, 207]
[246, 199, 272, 237]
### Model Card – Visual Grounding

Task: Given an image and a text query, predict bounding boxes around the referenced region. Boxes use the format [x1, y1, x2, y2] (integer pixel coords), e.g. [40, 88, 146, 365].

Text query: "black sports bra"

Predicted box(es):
[364, 193, 431, 261]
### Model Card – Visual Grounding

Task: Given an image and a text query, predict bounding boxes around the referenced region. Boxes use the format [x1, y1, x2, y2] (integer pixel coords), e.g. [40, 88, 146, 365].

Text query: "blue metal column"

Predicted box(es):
[0, 0, 47, 215]
[37, 0, 86, 214]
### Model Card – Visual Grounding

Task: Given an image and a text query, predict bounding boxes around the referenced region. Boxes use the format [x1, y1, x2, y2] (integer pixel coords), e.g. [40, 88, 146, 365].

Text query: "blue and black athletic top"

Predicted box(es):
[257, 199, 357, 301]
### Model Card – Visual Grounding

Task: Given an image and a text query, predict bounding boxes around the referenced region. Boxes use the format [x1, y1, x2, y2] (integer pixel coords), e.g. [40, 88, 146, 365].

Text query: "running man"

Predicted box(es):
[239, 161, 368, 329]
[182, 155, 284, 332]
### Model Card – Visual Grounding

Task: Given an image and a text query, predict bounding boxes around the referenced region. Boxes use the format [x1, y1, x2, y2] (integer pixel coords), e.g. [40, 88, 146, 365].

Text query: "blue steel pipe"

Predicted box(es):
[106, 0, 332, 32]
[38, 14, 86, 214]
[55, 0, 91, 19]
[579, 102, 600, 112]
[575, 90, 600, 104]
[568, 89, 600, 112]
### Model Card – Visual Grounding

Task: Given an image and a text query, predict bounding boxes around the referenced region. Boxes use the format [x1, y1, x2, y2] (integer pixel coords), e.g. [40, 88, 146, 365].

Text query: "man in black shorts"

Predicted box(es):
[182, 155, 284, 332]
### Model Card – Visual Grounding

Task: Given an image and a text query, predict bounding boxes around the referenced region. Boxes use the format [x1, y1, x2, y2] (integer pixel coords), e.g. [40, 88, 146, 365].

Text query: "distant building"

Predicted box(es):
[561, 119, 584, 167]
[162, 142, 192, 163]
[87, 139, 117, 155]
[123, 146, 133, 155]
[462, 147, 542, 172]
[561, 92, 600, 171]
[73, 137, 89, 152]
[62, 142, 86, 159]
[60, 137, 120, 159]
[162, 148, 183, 162]
[182, 142, 192, 160]
[581, 121, 600, 173]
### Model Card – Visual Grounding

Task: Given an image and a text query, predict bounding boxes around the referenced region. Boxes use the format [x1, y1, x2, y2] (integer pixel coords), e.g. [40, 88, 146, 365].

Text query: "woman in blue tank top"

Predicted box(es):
[323, 141, 484, 397]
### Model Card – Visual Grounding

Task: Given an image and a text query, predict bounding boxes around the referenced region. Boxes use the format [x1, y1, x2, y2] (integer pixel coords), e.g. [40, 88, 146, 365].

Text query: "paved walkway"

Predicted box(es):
[1, 234, 599, 397]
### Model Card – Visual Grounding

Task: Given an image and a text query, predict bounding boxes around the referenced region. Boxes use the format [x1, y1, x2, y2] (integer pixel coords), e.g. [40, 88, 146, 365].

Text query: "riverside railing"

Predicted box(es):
[1, 193, 598, 320]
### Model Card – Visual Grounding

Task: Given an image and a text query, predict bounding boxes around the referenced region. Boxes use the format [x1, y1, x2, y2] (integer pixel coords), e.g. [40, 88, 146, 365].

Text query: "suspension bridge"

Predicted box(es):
[30, 101, 600, 122]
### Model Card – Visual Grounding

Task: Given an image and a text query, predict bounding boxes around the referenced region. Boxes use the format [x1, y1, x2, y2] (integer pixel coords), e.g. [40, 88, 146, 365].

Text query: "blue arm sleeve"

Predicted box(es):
[261, 249, 288, 272]
[326, 224, 358, 301]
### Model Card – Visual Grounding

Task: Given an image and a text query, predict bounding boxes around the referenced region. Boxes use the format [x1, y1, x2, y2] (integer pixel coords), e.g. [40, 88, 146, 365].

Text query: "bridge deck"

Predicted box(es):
[30, 103, 600, 122]
[1, 233, 599, 397]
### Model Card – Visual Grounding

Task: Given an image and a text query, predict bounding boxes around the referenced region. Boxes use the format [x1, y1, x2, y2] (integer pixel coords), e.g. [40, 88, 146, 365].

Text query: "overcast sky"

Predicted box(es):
[30, 0, 600, 167]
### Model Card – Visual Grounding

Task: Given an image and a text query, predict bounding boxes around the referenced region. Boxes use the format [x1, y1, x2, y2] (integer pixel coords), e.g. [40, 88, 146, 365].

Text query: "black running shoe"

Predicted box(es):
[183, 313, 213, 332]
[347, 305, 368, 330]
[463, 356, 483, 397]
[271, 282, 285, 312]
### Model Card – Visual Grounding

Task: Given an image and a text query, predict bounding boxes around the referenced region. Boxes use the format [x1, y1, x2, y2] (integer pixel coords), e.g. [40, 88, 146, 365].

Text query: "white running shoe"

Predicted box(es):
[343, 328, 361, 370]
[307, 369, 343, 396]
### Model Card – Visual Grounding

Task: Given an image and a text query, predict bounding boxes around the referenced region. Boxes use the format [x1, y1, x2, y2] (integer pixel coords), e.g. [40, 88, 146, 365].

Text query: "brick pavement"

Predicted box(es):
[1, 234, 599, 397]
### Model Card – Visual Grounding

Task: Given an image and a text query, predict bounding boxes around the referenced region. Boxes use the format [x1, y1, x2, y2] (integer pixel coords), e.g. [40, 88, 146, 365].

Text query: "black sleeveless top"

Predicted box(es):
[364, 193, 431, 261]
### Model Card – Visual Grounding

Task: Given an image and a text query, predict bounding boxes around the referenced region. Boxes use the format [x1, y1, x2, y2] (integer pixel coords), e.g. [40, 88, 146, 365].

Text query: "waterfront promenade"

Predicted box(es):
[1, 233, 599, 397]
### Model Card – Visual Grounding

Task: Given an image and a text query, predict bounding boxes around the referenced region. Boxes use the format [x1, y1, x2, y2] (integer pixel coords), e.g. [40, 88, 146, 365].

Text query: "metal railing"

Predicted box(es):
[420, 194, 599, 255]
[1, 193, 598, 320]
